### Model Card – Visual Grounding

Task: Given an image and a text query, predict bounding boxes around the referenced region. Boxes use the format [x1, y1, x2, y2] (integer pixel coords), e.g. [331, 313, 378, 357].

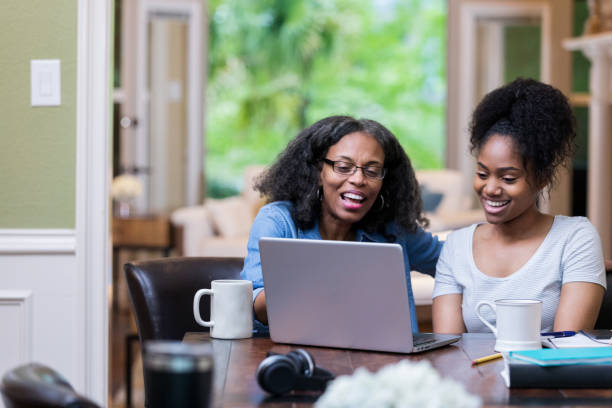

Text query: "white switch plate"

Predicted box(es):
[31, 59, 61, 106]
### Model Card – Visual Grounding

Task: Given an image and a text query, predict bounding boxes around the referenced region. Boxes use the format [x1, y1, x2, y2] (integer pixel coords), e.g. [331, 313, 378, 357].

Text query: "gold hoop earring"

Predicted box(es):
[376, 194, 385, 211]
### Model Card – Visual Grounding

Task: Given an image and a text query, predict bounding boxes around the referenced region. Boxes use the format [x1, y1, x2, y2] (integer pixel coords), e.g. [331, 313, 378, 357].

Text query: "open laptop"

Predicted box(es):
[259, 237, 460, 353]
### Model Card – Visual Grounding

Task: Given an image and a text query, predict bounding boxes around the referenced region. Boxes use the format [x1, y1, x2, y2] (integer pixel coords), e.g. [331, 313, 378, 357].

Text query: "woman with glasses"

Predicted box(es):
[432, 78, 607, 333]
[241, 115, 442, 332]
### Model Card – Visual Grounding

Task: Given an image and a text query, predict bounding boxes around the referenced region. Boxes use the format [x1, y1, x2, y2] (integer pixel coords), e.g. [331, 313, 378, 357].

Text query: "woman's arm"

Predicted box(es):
[554, 219, 607, 330]
[404, 227, 443, 276]
[431, 231, 466, 333]
[240, 202, 297, 327]
[253, 290, 268, 324]
[433, 294, 466, 334]
[553, 282, 604, 331]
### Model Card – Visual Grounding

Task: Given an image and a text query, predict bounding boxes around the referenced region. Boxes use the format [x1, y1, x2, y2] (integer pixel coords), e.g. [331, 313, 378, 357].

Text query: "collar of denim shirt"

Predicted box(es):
[298, 218, 389, 244]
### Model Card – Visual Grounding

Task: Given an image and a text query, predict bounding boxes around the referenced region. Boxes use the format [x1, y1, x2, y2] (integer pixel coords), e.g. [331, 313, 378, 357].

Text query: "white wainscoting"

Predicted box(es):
[0, 229, 83, 407]
[0, 291, 33, 378]
[0, 229, 75, 254]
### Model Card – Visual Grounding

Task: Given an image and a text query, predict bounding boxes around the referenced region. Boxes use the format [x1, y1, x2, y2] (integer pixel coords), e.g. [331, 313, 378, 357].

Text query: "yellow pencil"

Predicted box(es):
[471, 352, 503, 366]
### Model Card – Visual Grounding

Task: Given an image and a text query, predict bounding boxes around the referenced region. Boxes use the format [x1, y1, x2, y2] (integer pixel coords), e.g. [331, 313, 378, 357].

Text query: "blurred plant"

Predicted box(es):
[110, 174, 143, 201]
[205, 0, 446, 197]
[206, 177, 240, 199]
[111, 174, 143, 217]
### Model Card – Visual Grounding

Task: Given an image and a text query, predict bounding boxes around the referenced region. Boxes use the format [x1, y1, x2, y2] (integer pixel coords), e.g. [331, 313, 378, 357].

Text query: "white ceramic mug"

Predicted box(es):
[475, 299, 542, 352]
[193, 280, 253, 339]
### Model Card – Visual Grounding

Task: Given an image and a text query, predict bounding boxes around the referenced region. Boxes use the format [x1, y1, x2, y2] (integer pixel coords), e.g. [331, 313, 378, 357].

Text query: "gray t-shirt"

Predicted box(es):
[433, 216, 607, 332]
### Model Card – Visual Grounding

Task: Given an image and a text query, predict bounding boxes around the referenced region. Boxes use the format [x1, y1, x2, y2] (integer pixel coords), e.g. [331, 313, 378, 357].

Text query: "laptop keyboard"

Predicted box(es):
[413, 333, 437, 346]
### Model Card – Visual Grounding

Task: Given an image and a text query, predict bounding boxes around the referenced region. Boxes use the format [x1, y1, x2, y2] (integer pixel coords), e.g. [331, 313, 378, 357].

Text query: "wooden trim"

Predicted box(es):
[564, 33, 612, 258]
[569, 92, 591, 106]
[76, 0, 111, 404]
[0, 230, 75, 254]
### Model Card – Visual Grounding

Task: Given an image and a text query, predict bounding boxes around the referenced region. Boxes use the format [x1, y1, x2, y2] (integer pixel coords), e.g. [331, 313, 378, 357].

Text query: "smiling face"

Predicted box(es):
[319, 132, 385, 232]
[474, 134, 541, 224]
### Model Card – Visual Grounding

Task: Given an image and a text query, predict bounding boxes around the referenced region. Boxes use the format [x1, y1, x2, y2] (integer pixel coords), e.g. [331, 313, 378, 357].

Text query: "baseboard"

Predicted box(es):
[0, 229, 76, 254]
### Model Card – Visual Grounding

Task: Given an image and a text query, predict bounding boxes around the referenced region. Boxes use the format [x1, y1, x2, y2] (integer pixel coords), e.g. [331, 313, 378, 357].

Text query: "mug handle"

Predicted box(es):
[193, 288, 214, 327]
[475, 301, 497, 335]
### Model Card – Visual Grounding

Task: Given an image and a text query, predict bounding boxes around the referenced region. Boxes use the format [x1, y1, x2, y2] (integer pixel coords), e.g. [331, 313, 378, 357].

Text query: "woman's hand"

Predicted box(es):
[253, 290, 268, 325]
[554, 282, 605, 331]
[432, 294, 466, 334]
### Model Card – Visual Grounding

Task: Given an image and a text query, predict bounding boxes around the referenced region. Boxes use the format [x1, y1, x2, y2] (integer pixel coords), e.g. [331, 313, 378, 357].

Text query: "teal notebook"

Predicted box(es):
[509, 347, 612, 366]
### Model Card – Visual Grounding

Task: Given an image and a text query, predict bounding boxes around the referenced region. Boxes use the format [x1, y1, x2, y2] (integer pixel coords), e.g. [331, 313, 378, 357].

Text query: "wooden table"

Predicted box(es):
[184, 332, 612, 407]
[112, 215, 176, 312]
[112, 215, 176, 407]
[112, 214, 174, 253]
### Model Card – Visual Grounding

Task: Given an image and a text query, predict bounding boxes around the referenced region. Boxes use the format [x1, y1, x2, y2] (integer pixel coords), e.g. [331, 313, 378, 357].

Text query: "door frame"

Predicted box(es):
[139, 0, 204, 208]
[121, 0, 204, 213]
[446, 0, 572, 214]
[76, 0, 111, 404]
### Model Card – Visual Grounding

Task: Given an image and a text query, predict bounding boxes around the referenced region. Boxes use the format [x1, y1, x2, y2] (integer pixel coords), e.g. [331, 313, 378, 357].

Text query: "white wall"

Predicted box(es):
[0, 231, 86, 405]
[0, 1, 111, 406]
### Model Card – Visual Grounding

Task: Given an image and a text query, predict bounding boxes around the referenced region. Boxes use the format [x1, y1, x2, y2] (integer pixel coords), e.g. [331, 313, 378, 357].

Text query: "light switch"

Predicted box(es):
[31, 59, 61, 106]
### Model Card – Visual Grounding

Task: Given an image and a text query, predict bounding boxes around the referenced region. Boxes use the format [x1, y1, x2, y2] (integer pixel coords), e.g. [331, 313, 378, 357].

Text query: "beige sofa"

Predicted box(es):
[415, 169, 485, 232]
[171, 168, 484, 258]
[171, 166, 265, 258]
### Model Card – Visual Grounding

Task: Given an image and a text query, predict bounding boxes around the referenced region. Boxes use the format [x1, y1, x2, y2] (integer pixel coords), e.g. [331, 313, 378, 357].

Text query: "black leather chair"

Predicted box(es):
[124, 256, 244, 342]
[0, 363, 100, 408]
[123, 256, 244, 407]
[594, 266, 612, 329]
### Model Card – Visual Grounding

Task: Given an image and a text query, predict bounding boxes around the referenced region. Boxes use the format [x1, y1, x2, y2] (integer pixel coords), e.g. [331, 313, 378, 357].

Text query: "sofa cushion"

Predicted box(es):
[420, 184, 444, 213]
[194, 237, 249, 258]
[206, 196, 254, 238]
[415, 169, 473, 214]
[170, 205, 215, 256]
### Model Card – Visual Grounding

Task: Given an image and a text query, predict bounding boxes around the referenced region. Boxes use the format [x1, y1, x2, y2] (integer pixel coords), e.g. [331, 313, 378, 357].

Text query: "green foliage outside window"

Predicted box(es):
[205, 0, 446, 197]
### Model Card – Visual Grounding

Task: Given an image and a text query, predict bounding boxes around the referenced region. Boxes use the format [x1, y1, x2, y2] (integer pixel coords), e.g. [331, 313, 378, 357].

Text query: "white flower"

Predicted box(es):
[110, 174, 143, 201]
[315, 360, 481, 408]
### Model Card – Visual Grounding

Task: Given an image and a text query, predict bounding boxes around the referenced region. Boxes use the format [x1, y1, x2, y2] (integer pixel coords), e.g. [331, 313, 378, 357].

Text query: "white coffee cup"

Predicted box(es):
[193, 279, 253, 339]
[475, 299, 542, 352]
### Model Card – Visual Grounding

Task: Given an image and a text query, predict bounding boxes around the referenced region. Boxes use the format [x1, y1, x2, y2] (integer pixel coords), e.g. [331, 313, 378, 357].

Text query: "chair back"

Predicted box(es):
[594, 267, 612, 329]
[0, 363, 100, 408]
[124, 257, 244, 343]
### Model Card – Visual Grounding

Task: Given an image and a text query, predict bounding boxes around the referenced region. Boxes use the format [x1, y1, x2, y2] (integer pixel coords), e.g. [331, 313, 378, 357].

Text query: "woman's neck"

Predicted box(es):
[319, 215, 355, 241]
[491, 206, 552, 241]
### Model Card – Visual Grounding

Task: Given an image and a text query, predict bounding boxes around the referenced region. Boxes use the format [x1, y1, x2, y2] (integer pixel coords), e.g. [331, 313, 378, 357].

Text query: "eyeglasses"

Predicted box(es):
[323, 159, 386, 180]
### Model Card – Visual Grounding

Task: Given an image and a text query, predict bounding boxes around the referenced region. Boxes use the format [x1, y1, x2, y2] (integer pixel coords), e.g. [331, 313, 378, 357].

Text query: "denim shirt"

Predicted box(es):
[240, 201, 442, 334]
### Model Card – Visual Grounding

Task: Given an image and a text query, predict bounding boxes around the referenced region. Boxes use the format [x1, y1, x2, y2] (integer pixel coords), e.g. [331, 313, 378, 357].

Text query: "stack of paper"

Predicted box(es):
[544, 331, 612, 348]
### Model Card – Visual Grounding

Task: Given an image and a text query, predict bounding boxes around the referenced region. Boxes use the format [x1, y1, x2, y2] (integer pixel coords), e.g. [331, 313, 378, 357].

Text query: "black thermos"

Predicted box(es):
[144, 341, 214, 408]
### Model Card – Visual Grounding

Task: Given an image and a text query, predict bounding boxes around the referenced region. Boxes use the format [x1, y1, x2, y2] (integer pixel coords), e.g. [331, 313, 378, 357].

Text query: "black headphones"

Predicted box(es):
[256, 349, 335, 395]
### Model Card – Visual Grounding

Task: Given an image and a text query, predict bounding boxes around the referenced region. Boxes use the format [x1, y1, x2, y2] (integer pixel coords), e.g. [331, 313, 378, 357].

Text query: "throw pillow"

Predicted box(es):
[420, 184, 444, 213]
[206, 197, 254, 238]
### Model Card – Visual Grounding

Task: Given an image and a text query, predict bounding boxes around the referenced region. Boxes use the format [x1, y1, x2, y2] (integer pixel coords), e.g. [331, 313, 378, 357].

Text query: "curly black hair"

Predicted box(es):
[469, 78, 576, 190]
[255, 115, 427, 235]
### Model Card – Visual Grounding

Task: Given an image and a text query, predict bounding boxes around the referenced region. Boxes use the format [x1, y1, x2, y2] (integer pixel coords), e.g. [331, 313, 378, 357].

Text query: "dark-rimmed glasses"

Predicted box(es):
[323, 158, 386, 180]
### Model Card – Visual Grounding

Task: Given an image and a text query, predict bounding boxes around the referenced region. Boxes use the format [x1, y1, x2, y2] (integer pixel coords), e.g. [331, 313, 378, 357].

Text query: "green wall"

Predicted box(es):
[572, 1, 591, 169]
[0, 0, 77, 228]
[504, 25, 541, 83]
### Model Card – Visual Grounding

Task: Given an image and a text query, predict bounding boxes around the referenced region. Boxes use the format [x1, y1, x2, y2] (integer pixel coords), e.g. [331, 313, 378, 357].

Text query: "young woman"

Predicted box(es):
[241, 115, 442, 333]
[433, 78, 607, 333]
